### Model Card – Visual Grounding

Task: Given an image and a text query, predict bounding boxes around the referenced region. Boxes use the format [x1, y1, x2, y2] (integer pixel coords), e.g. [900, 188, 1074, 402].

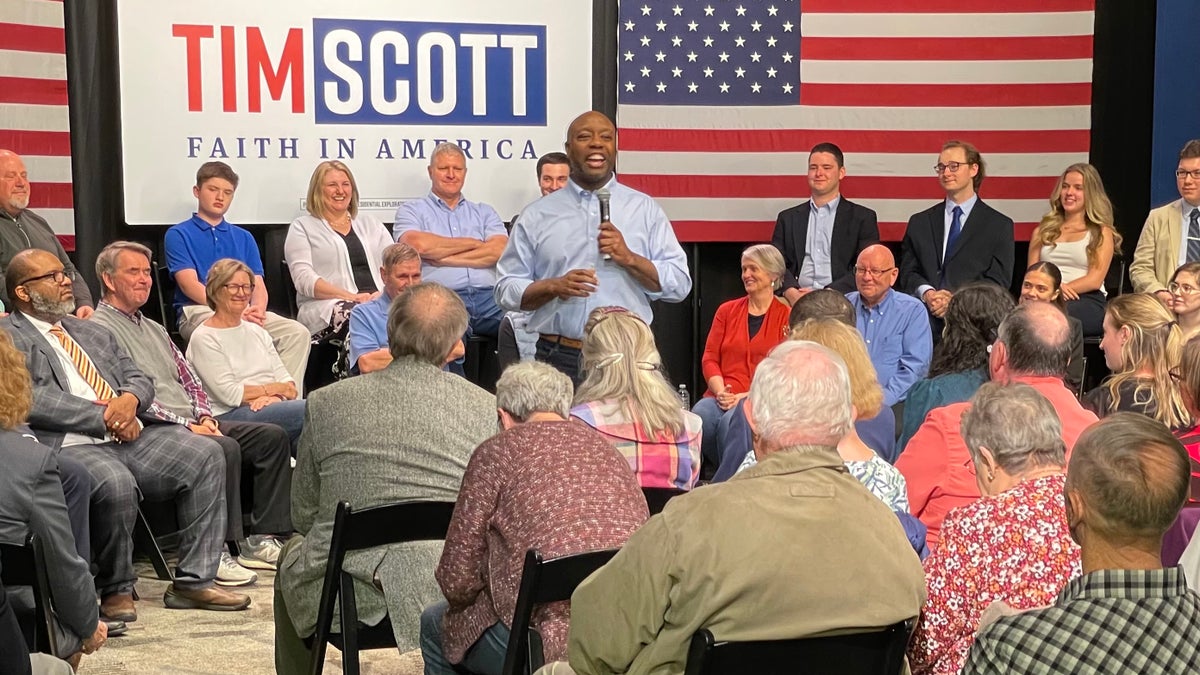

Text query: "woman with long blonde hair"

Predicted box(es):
[1028, 163, 1122, 337]
[1084, 293, 1189, 429]
[571, 307, 703, 490]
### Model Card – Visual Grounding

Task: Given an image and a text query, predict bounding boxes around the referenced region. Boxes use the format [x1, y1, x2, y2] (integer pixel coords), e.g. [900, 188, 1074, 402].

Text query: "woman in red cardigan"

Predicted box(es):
[692, 244, 791, 467]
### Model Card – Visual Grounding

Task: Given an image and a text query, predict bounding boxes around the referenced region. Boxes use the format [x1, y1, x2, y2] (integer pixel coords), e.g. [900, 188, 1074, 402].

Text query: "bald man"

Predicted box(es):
[847, 245, 931, 409]
[494, 111, 691, 382]
[0, 150, 92, 315]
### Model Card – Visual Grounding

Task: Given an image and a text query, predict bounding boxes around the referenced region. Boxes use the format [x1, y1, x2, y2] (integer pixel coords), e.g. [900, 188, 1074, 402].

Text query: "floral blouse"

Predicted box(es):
[908, 474, 1081, 675]
[739, 452, 908, 512]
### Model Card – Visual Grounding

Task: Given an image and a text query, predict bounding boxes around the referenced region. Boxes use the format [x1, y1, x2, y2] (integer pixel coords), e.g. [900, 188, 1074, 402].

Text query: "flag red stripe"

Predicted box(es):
[802, 36, 1093, 61]
[0, 130, 72, 156]
[672, 220, 1038, 243]
[622, 175, 1058, 201]
[0, 77, 69, 105]
[0, 22, 65, 54]
[616, 128, 1091, 154]
[802, 0, 1094, 12]
[800, 82, 1092, 107]
[28, 182, 73, 209]
[57, 235, 74, 251]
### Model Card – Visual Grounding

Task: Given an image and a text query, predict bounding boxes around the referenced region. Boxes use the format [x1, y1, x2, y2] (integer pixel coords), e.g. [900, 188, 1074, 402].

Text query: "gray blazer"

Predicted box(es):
[0, 312, 155, 450]
[279, 356, 498, 651]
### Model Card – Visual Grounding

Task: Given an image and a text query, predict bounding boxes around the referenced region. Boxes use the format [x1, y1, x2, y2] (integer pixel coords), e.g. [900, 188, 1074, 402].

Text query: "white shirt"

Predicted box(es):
[24, 314, 113, 446]
[186, 321, 295, 415]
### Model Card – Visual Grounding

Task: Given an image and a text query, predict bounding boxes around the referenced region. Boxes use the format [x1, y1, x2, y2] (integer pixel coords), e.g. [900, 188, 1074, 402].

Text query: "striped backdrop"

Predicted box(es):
[616, 0, 1095, 242]
[0, 0, 74, 249]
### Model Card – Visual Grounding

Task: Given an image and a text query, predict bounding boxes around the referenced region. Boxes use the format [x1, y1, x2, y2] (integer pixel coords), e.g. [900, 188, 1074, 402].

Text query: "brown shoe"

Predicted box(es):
[100, 592, 137, 623]
[163, 584, 251, 611]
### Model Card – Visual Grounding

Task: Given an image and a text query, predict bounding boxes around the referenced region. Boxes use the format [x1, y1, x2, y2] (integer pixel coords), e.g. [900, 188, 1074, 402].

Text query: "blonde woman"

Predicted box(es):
[738, 318, 908, 512]
[571, 307, 703, 490]
[1028, 163, 1122, 336]
[1084, 293, 1189, 429]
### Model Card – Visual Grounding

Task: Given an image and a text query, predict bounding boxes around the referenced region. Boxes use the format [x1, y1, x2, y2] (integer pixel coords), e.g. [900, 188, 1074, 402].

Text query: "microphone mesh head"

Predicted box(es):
[596, 188, 611, 202]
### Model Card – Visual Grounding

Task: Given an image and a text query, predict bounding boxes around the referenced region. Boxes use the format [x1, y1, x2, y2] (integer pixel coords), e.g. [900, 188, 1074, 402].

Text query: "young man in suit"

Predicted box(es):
[771, 142, 879, 300]
[899, 141, 1015, 333]
[1130, 139, 1200, 300]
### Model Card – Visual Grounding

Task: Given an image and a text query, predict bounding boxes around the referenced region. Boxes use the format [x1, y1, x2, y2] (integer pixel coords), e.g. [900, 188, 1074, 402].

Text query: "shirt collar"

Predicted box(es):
[730, 443, 845, 482]
[1060, 567, 1188, 604]
[568, 175, 618, 201]
[190, 213, 229, 232]
[21, 312, 60, 336]
[428, 191, 469, 210]
[809, 195, 840, 214]
[946, 194, 978, 215]
[98, 300, 143, 326]
[855, 288, 894, 313]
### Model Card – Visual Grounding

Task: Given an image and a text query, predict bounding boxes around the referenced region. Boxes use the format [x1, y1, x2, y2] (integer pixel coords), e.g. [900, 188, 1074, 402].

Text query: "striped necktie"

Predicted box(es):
[49, 326, 118, 400]
[1188, 209, 1200, 262]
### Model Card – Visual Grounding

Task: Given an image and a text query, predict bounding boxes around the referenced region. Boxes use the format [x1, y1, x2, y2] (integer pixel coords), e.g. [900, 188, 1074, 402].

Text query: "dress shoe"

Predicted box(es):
[100, 593, 137, 623]
[104, 619, 128, 637]
[163, 584, 251, 611]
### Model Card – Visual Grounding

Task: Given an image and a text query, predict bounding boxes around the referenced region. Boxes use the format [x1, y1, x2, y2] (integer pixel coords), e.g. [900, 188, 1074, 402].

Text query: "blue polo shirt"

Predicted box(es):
[164, 214, 266, 312]
[347, 292, 391, 371]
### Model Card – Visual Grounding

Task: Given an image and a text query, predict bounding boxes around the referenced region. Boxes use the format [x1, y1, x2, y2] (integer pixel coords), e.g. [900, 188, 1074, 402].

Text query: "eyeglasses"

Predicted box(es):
[17, 270, 67, 286]
[934, 162, 970, 174]
[854, 266, 895, 277]
[1170, 367, 1182, 382]
[1169, 282, 1200, 296]
[1176, 169, 1200, 181]
[222, 283, 255, 294]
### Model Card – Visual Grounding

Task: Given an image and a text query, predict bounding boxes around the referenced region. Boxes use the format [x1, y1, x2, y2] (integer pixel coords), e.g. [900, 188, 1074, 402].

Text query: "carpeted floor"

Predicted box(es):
[76, 562, 424, 675]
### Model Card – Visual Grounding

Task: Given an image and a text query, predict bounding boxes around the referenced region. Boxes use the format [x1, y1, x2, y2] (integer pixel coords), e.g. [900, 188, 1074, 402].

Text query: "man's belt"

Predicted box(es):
[538, 333, 583, 350]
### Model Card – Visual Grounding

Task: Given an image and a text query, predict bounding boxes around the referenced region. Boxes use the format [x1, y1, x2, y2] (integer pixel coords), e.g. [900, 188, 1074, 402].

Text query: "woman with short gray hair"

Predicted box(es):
[909, 382, 1080, 675]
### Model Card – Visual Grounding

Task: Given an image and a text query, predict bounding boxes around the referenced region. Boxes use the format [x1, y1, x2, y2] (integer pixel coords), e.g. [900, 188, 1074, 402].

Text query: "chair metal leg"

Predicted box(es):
[134, 507, 174, 581]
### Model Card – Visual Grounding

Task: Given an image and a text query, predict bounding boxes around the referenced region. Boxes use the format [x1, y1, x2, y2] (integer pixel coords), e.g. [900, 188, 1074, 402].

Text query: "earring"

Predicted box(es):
[987, 471, 996, 482]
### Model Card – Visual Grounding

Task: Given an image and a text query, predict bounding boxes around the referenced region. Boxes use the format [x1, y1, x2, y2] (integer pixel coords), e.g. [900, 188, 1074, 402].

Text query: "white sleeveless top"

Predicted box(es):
[1040, 236, 1104, 296]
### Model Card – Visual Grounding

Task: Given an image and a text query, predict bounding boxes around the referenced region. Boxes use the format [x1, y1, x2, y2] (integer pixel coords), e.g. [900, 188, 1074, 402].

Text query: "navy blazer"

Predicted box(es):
[898, 198, 1015, 297]
[771, 197, 879, 294]
[0, 311, 155, 450]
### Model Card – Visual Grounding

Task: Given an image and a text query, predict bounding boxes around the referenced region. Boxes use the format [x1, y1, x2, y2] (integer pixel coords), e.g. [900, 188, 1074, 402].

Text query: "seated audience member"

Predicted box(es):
[897, 302, 1098, 549]
[899, 283, 1014, 450]
[848, 245, 932, 412]
[284, 160, 393, 339]
[909, 383, 1080, 675]
[420, 362, 649, 674]
[1084, 293, 1189, 429]
[347, 242, 422, 374]
[542, 340, 926, 675]
[734, 319, 909, 512]
[788, 286, 856, 326]
[1169, 262, 1200, 342]
[1027, 163, 1121, 337]
[571, 307, 702, 490]
[164, 161, 310, 384]
[186, 259, 306, 451]
[1175, 336, 1200, 503]
[273, 282, 498, 671]
[1129, 139, 1200, 300]
[91, 243, 292, 581]
[1018, 262, 1085, 392]
[692, 244, 790, 467]
[1, 249, 248, 616]
[964, 413, 1200, 674]
[0, 327, 109, 668]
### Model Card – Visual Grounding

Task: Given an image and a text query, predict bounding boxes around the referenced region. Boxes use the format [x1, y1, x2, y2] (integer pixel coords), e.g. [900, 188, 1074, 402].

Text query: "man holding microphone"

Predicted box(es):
[495, 111, 691, 383]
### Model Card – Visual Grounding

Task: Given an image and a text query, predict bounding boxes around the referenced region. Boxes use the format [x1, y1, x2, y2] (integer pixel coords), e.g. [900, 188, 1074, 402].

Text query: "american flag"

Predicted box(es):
[615, 0, 1095, 243]
[0, 0, 75, 250]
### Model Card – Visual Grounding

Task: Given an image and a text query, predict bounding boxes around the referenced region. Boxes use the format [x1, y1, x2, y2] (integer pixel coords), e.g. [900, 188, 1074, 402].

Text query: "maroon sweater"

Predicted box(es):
[435, 420, 649, 663]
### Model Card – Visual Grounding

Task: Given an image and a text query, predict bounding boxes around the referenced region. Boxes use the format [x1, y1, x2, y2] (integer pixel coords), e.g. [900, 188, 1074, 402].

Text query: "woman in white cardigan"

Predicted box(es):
[284, 160, 394, 337]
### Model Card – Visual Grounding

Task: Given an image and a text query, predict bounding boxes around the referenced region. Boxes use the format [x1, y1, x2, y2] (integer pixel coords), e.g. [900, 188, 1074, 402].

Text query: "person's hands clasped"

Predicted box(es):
[102, 393, 139, 441]
[598, 221, 633, 265]
[923, 289, 952, 318]
[250, 394, 283, 412]
[715, 385, 738, 411]
[81, 617, 108, 654]
[554, 269, 598, 300]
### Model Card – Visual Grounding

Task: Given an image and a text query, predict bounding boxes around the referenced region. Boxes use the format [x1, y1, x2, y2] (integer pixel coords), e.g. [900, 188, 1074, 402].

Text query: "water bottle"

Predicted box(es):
[677, 384, 690, 410]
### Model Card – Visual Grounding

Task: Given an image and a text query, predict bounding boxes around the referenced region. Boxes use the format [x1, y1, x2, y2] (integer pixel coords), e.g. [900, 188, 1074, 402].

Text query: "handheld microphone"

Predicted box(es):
[597, 188, 612, 260]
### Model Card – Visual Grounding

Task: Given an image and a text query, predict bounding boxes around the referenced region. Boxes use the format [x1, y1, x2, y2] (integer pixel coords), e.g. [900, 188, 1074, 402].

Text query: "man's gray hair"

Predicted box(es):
[387, 282, 469, 366]
[429, 142, 466, 166]
[997, 302, 1072, 377]
[496, 361, 573, 419]
[95, 241, 153, 295]
[381, 241, 420, 270]
[961, 382, 1066, 475]
[748, 340, 852, 448]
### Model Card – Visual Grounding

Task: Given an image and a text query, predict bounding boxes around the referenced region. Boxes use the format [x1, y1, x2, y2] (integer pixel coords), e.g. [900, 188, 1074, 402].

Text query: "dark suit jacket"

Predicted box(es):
[899, 199, 1014, 297]
[772, 197, 879, 293]
[0, 312, 155, 451]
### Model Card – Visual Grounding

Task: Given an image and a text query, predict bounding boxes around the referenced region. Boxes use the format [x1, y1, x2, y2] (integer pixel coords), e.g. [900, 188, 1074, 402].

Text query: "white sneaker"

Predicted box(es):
[239, 535, 283, 571]
[216, 552, 258, 587]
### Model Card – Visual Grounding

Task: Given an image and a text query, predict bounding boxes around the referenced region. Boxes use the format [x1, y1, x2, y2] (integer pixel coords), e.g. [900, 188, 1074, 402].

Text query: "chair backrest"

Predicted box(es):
[0, 535, 58, 656]
[642, 487, 687, 515]
[310, 500, 457, 675]
[684, 620, 915, 675]
[501, 548, 620, 675]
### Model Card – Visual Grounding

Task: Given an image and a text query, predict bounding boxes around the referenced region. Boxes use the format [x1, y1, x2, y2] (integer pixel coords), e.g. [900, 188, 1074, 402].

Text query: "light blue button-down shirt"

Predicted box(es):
[1178, 200, 1200, 267]
[392, 192, 507, 291]
[848, 289, 932, 406]
[495, 177, 692, 339]
[797, 196, 838, 289]
[917, 194, 979, 299]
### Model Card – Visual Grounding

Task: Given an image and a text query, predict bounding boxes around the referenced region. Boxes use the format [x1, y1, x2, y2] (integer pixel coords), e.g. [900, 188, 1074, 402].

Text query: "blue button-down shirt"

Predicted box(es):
[848, 288, 932, 406]
[347, 291, 391, 370]
[392, 192, 507, 291]
[797, 196, 838, 289]
[164, 214, 266, 312]
[495, 177, 692, 339]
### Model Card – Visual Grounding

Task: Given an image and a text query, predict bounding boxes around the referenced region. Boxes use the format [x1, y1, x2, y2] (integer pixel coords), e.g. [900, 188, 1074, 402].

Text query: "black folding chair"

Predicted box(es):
[308, 500, 456, 675]
[134, 505, 175, 582]
[0, 535, 58, 656]
[642, 487, 687, 515]
[501, 548, 620, 675]
[684, 620, 915, 675]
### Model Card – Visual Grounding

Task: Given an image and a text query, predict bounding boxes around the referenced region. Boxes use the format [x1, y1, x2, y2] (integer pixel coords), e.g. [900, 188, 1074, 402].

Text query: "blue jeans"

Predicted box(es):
[420, 600, 510, 675]
[535, 338, 582, 387]
[457, 288, 504, 338]
[217, 399, 306, 456]
[692, 396, 737, 467]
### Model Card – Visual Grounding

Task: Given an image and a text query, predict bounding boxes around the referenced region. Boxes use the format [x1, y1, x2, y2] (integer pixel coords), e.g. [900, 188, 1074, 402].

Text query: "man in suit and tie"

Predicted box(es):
[772, 142, 880, 300]
[1130, 139, 1200, 301]
[899, 141, 1015, 333]
[0, 249, 250, 622]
